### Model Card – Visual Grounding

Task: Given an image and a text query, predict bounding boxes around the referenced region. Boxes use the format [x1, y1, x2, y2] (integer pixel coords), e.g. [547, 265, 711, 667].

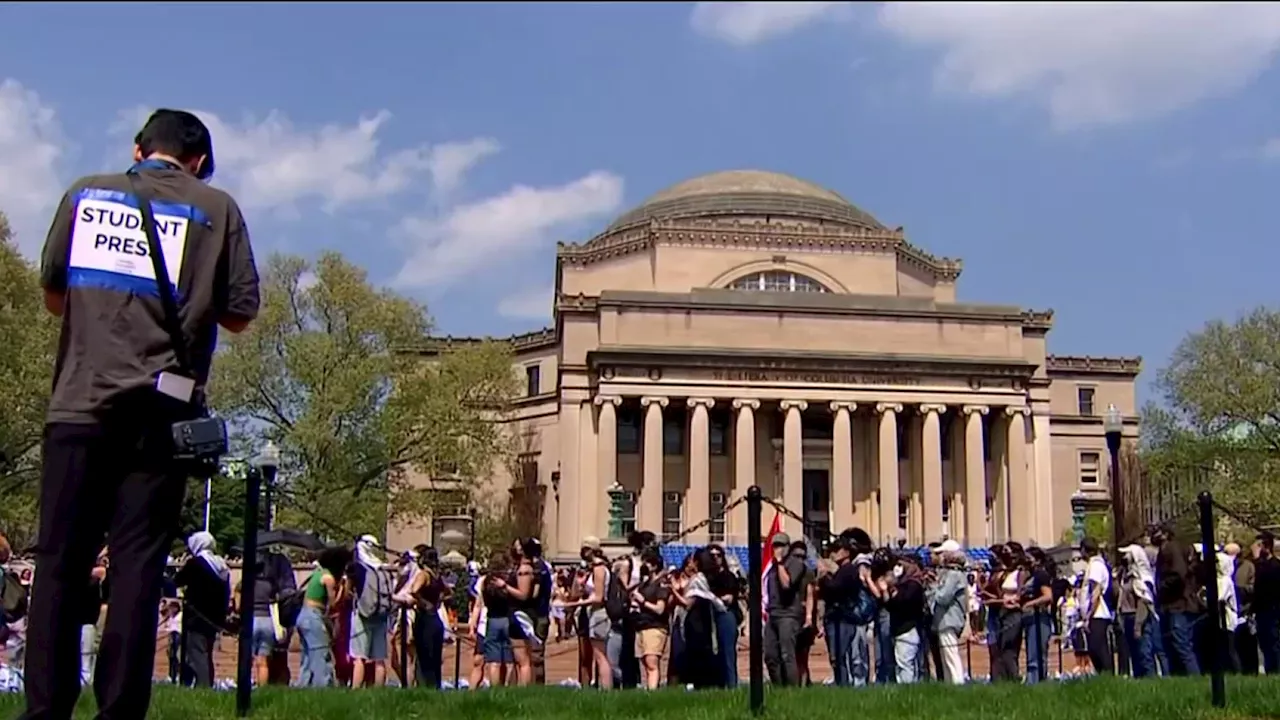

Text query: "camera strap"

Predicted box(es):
[126, 172, 196, 387]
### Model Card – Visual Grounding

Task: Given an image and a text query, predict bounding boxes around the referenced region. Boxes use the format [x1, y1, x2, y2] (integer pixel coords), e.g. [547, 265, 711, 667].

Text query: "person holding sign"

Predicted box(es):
[22, 109, 260, 720]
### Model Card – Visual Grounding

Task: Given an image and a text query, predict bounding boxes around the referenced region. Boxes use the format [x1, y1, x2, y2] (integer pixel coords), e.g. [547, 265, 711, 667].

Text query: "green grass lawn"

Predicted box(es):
[0, 677, 1275, 719]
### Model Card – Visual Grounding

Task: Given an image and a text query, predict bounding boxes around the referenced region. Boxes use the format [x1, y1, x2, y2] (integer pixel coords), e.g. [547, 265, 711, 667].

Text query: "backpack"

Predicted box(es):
[276, 573, 313, 629]
[357, 563, 395, 619]
[0, 569, 28, 623]
[605, 573, 629, 623]
[848, 584, 878, 626]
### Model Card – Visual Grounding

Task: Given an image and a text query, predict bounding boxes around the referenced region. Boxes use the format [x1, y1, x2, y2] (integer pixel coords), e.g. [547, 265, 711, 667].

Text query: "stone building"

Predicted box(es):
[394, 170, 1141, 561]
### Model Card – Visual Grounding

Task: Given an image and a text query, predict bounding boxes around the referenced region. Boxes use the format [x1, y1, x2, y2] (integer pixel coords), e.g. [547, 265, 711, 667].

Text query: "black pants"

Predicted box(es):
[181, 624, 217, 688]
[531, 615, 550, 685]
[414, 610, 444, 689]
[166, 632, 180, 683]
[991, 609, 1023, 682]
[1236, 624, 1259, 675]
[1088, 618, 1115, 674]
[21, 399, 189, 720]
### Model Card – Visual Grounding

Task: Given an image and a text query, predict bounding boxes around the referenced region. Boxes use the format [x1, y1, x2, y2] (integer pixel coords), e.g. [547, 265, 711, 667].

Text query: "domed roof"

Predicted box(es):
[605, 170, 885, 232]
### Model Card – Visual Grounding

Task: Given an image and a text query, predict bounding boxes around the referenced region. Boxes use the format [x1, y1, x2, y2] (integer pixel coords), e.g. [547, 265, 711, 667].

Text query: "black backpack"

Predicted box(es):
[276, 573, 313, 629]
[605, 574, 629, 623]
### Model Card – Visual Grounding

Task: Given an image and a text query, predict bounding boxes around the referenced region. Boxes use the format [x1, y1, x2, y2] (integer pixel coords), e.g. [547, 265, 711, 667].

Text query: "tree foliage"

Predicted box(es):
[210, 252, 519, 539]
[0, 212, 58, 549]
[1142, 307, 1280, 531]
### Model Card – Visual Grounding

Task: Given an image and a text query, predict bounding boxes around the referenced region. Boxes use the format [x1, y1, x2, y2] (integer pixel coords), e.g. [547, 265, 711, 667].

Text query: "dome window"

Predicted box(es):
[727, 270, 829, 293]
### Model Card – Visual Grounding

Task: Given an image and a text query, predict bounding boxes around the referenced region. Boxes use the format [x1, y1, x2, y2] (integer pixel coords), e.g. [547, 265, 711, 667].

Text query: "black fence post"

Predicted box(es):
[1198, 491, 1226, 708]
[236, 466, 262, 717]
[746, 487, 764, 715]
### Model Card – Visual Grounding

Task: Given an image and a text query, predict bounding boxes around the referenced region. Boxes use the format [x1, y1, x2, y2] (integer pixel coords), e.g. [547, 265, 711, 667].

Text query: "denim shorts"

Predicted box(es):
[350, 613, 389, 661]
[251, 617, 276, 658]
[483, 616, 514, 663]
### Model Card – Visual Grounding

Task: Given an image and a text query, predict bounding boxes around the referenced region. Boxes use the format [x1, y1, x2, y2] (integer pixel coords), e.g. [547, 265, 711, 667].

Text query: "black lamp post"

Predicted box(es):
[1104, 404, 1124, 557]
[236, 441, 279, 717]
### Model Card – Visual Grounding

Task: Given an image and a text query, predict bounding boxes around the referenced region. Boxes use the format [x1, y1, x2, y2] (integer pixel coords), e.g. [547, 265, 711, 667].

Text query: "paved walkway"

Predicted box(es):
[176, 632, 1071, 686]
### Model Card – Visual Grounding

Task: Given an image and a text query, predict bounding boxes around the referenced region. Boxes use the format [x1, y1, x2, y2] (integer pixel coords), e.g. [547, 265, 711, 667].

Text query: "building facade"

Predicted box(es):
[395, 170, 1141, 561]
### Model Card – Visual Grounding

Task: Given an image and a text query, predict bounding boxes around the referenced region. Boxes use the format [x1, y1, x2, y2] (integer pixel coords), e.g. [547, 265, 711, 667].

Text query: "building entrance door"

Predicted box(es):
[802, 468, 831, 546]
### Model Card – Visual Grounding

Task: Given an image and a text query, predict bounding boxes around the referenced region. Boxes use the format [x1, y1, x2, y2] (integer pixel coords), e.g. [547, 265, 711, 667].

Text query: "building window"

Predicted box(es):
[524, 364, 540, 396]
[663, 492, 683, 541]
[942, 496, 951, 525]
[897, 498, 908, 537]
[617, 406, 640, 454]
[664, 416, 685, 456]
[1079, 451, 1101, 486]
[709, 492, 727, 543]
[727, 270, 829, 293]
[941, 417, 953, 461]
[1077, 386, 1096, 416]
[897, 421, 909, 460]
[710, 412, 729, 455]
[619, 491, 637, 538]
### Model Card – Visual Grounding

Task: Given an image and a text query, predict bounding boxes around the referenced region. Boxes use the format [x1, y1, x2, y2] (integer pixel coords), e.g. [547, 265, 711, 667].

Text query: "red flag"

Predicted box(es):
[760, 512, 782, 620]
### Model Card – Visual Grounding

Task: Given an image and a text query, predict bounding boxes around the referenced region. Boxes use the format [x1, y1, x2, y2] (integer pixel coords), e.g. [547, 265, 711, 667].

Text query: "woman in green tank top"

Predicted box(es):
[297, 548, 349, 687]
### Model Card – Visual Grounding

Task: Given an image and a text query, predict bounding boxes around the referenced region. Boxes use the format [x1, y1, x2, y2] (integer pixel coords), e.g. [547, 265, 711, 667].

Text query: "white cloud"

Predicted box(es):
[497, 285, 555, 321]
[0, 79, 65, 255]
[113, 106, 496, 214]
[426, 138, 500, 197]
[393, 171, 624, 289]
[877, 3, 1280, 129]
[690, 2, 851, 46]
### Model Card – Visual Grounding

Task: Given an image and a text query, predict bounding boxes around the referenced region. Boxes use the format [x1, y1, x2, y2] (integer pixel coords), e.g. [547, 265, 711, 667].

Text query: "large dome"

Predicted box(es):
[605, 170, 885, 232]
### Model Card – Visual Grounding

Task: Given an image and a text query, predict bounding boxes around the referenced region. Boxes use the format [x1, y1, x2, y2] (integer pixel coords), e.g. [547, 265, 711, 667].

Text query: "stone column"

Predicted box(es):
[731, 399, 759, 543]
[779, 400, 807, 537]
[830, 402, 856, 534]
[556, 401, 582, 554]
[639, 396, 667, 536]
[919, 404, 946, 544]
[686, 398, 715, 544]
[876, 403, 903, 545]
[963, 405, 989, 547]
[595, 395, 622, 537]
[1005, 406, 1032, 543]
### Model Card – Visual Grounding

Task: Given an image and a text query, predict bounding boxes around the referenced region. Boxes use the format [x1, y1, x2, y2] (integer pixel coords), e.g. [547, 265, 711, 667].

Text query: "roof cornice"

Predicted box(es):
[557, 217, 963, 283]
[1046, 354, 1143, 377]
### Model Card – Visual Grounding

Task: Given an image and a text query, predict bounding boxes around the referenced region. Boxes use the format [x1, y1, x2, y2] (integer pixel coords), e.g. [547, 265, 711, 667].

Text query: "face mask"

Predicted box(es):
[893, 565, 904, 578]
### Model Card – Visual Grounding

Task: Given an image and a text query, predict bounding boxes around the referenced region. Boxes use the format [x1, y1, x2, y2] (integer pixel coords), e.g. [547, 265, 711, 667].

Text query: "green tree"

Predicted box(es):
[1142, 307, 1280, 529]
[0, 212, 58, 550]
[210, 252, 519, 539]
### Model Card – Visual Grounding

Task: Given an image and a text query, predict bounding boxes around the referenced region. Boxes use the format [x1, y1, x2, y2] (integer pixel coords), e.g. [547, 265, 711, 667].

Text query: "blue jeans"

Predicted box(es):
[1121, 613, 1158, 678]
[824, 619, 869, 687]
[875, 609, 895, 684]
[714, 609, 739, 688]
[296, 606, 334, 687]
[1023, 612, 1053, 684]
[606, 624, 624, 688]
[1160, 611, 1201, 676]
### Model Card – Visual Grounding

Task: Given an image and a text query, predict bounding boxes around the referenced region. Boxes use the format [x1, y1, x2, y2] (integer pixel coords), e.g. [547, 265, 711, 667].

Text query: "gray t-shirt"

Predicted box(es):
[39, 166, 259, 422]
[767, 555, 810, 619]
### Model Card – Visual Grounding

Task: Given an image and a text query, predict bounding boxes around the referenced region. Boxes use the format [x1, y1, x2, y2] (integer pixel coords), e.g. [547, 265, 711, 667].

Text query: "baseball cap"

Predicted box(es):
[771, 533, 791, 547]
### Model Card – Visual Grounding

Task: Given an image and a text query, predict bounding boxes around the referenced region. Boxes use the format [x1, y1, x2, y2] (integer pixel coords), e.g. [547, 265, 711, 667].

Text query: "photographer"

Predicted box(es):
[24, 109, 259, 720]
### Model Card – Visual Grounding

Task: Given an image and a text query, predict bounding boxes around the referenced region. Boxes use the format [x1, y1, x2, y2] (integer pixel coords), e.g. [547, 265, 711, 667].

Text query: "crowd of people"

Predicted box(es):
[2, 522, 1278, 692]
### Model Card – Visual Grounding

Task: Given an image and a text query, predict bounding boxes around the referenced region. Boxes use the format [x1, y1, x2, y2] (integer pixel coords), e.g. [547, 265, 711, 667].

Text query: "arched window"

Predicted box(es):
[727, 270, 829, 293]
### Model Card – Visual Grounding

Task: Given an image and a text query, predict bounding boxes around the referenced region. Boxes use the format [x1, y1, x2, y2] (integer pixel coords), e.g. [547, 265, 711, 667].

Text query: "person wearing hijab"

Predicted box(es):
[174, 532, 230, 687]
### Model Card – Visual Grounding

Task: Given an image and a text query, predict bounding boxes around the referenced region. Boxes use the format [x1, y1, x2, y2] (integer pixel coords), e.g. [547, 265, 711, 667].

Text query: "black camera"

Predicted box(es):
[171, 416, 229, 475]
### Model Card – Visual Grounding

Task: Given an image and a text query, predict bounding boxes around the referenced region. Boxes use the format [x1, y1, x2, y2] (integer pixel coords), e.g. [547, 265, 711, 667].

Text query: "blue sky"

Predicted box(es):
[3, 2, 1279, 399]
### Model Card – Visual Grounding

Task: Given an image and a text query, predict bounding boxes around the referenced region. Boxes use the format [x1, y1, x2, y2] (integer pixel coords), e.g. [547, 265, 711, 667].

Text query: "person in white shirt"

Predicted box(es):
[1079, 538, 1114, 674]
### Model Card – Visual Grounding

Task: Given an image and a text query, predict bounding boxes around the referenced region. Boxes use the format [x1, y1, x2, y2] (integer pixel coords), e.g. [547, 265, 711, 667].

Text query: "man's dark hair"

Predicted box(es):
[521, 537, 543, 560]
[839, 527, 873, 553]
[1258, 532, 1275, 553]
[1080, 537, 1100, 557]
[628, 530, 657, 552]
[135, 109, 216, 180]
[640, 548, 662, 569]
